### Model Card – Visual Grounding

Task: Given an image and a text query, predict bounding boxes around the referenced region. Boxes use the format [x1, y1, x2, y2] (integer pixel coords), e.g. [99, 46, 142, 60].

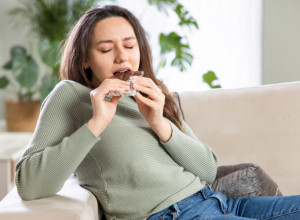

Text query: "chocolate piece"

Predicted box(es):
[113, 71, 124, 80]
[114, 70, 144, 80]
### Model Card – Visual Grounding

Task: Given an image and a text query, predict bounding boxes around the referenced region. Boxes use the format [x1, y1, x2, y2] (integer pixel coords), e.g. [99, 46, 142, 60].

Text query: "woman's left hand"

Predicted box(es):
[132, 76, 172, 142]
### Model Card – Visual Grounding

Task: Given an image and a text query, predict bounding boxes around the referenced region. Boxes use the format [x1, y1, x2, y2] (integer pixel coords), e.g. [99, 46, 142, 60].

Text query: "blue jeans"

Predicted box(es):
[147, 185, 300, 219]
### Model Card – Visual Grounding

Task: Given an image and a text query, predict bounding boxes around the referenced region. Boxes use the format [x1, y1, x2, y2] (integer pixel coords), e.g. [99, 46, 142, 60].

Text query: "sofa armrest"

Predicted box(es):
[0, 174, 100, 220]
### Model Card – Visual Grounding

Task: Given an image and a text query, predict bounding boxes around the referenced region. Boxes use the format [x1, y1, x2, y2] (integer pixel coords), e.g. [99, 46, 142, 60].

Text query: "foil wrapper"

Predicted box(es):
[105, 70, 144, 99]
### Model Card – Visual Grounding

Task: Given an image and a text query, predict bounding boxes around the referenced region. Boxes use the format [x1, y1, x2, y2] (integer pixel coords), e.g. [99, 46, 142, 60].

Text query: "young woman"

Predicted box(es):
[15, 5, 300, 220]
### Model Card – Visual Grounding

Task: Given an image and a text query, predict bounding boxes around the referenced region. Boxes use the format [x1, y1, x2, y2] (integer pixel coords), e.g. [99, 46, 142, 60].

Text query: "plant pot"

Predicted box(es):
[5, 101, 41, 132]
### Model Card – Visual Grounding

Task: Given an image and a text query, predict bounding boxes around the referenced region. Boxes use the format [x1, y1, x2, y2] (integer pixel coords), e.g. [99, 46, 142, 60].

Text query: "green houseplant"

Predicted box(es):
[1, 46, 39, 102]
[8, 0, 103, 100]
[0, 45, 42, 132]
[1, 0, 103, 131]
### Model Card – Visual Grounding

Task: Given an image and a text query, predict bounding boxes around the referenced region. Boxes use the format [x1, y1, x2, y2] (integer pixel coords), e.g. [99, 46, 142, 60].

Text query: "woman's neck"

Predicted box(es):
[91, 75, 101, 88]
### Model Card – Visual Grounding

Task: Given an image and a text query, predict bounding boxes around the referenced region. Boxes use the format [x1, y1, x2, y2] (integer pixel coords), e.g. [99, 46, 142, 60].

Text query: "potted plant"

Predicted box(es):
[0, 45, 42, 132]
[8, 0, 103, 83]
[1, 0, 102, 132]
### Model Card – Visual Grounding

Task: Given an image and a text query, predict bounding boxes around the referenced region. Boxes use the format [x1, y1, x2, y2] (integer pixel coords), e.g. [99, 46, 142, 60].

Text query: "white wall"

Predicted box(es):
[262, 0, 300, 84]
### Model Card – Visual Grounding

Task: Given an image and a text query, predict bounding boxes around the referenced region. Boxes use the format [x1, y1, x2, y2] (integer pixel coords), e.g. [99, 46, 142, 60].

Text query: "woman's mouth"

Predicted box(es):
[113, 67, 131, 75]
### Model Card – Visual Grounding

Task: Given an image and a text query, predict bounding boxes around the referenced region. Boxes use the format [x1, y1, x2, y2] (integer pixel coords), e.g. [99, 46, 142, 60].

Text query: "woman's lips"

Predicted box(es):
[113, 67, 130, 74]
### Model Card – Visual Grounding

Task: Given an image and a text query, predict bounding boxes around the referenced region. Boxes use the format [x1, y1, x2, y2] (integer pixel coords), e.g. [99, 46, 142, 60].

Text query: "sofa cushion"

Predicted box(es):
[212, 163, 282, 199]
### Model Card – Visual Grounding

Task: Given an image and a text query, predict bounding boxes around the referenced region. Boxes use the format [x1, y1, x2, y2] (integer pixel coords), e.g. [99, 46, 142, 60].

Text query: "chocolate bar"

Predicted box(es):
[114, 70, 144, 81]
[105, 70, 144, 99]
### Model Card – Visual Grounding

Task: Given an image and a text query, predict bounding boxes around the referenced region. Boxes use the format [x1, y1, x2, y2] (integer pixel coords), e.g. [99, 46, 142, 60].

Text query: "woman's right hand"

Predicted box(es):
[87, 78, 130, 136]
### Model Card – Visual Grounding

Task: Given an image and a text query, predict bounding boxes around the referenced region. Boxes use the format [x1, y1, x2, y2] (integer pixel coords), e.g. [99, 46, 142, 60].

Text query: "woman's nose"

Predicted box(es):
[115, 48, 128, 63]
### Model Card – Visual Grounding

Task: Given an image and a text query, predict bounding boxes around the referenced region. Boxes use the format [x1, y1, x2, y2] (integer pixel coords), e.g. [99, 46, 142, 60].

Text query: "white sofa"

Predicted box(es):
[1, 81, 300, 220]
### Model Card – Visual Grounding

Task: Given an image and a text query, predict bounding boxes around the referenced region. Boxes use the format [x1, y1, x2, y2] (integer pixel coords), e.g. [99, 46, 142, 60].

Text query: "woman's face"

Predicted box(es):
[86, 16, 140, 85]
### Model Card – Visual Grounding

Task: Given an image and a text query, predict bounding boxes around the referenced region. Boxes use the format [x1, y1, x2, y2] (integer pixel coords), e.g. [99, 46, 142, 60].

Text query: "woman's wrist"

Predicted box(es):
[151, 118, 172, 143]
[87, 118, 108, 137]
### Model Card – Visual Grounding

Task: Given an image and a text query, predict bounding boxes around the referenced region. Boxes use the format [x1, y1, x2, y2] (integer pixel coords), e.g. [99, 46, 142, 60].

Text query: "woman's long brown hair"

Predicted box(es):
[60, 5, 184, 131]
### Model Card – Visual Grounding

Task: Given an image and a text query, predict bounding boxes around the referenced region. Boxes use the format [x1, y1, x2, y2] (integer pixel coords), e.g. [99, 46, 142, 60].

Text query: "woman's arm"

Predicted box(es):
[161, 120, 218, 184]
[132, 76, 217, 183]
[15, 81, 100, 200]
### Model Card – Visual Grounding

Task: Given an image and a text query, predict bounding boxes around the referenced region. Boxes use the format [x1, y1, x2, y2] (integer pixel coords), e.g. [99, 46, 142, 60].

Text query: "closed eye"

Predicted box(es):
[100, 49, 112, 53]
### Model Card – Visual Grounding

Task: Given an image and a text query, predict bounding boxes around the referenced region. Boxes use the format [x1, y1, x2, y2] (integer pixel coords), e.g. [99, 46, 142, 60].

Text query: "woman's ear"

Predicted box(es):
[83, 62, 89, 70]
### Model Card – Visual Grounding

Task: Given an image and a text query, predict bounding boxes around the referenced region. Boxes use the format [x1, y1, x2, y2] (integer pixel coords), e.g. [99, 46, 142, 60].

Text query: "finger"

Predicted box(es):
[91, 86, 127, 97]
[132, 77, 163, 100]
[132, 76, 161, 93]
[132, 84, 157, 100]
[136, 92, 164, 115]
[134, 91, 156, 108]
[103, 78, 131, 88]
[91, 84, 130, 100]
[110, 95, 122, 104]
[132, 82, 164, 103]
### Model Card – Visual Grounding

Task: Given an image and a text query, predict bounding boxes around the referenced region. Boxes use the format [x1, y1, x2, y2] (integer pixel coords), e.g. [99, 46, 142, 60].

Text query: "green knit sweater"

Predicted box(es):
[15, 80, 218, 220]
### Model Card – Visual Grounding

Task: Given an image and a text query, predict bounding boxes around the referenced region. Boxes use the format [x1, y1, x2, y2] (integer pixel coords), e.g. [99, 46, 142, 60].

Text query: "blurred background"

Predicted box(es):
[0, 0, 300, 121]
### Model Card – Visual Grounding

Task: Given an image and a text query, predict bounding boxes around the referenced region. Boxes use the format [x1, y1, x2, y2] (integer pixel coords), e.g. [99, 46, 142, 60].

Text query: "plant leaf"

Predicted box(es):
[12, 55, 39, 90]
[147, 0, 178, 14]
[202, 71, 222, 89]
[2, 61, 12, 70]
[175, 4, 199, 29]
[159, 32, 193, 72]
[2, 45, 27, 70]
[0, 76, 9, 88]
[38, 38, 60, 68]
[159, 32, 183, 54]
[11, 45, 27, 58]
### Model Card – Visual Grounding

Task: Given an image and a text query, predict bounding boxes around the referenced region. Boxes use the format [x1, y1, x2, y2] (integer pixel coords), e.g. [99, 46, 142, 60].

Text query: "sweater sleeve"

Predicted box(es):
[15, 81, 100, 201]
[161, 120, 218, 184]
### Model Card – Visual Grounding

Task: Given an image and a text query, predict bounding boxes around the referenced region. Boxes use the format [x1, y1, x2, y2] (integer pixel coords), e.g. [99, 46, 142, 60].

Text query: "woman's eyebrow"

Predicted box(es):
[123, 37, 136, 41]
[96, 37, 136, 46]
[96, 40, 113, 45]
